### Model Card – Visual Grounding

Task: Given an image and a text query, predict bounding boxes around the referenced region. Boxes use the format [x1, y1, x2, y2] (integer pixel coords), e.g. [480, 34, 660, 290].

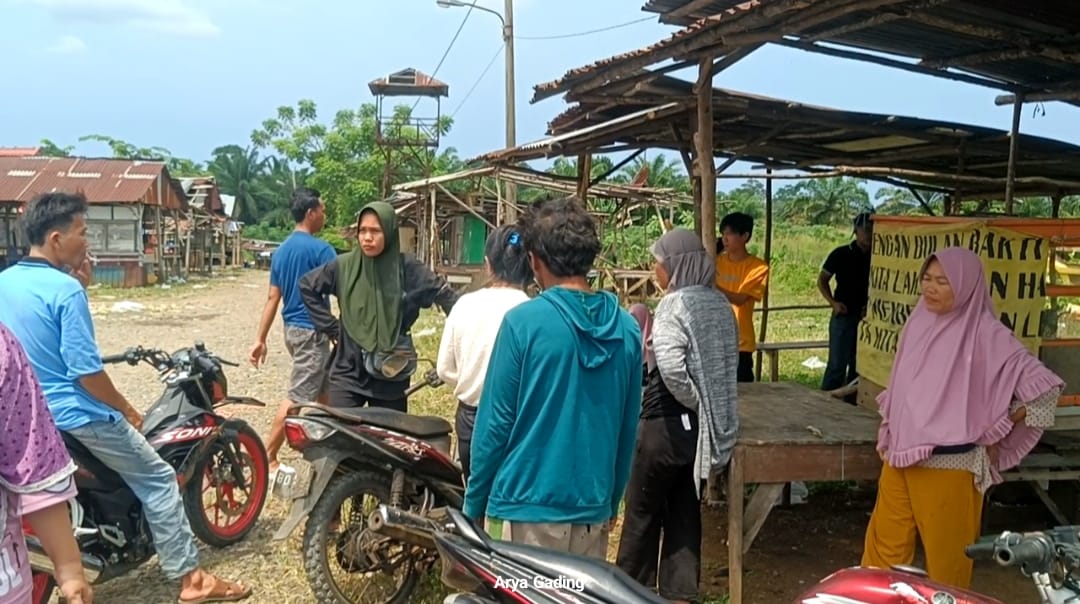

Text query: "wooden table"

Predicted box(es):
[726, 382, 883, 604]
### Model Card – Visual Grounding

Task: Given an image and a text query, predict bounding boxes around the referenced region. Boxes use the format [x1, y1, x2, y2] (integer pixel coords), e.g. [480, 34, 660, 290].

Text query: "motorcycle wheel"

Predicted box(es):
[302, 470, 420, 604]
[183, 422, 269, 548]
[31, 571, 55, 604]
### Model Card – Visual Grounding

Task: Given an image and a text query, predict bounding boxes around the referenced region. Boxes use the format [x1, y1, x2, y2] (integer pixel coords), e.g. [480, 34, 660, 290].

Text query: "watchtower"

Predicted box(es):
[368, 68, 450, 149]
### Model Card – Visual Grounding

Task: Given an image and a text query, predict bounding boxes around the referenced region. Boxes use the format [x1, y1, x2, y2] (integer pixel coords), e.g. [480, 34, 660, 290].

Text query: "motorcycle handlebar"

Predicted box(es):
[100, 352, 130, 365]
[964, 541, 996, 560]
[994, 536, 1054, 569]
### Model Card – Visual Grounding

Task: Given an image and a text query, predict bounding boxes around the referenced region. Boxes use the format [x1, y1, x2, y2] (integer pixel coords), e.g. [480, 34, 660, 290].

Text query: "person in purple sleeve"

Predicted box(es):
[0, 321, 92, 604]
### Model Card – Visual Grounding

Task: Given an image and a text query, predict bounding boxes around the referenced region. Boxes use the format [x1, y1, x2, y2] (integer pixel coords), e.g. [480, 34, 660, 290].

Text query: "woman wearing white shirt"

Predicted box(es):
[437, 225, 533, 483]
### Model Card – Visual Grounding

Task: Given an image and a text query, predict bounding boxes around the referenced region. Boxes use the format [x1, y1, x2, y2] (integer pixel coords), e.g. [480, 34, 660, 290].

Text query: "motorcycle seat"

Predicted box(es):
[59, 431, 127, 490]
[488, 540, 668, 604]
[306, 406, 452, 438]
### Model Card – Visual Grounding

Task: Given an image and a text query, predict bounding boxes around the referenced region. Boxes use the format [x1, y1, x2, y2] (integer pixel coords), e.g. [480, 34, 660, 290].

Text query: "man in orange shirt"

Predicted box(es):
[714, 212, 769, 382]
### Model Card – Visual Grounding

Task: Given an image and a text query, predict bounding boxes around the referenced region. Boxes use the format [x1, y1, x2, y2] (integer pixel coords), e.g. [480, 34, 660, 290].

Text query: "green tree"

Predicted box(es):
[776, 177, 871, 225]
[38, 138, 74, 157]
[617, 154, 690, 192]
[77, 134, 206, 175]
[251, 99, 462, 227]
[206, 145, 273, 224]
[720, 179, 766, 221]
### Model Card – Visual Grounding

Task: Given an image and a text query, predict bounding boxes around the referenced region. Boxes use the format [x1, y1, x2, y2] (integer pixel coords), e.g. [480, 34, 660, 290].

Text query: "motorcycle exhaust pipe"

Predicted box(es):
[26, 535, 104, 583]
[367, 506, 439, 550]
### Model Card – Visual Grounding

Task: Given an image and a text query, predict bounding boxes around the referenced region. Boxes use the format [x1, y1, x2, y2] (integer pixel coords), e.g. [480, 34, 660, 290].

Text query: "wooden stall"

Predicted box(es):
[0, 156, 188, 287]
[388, 165, 691, 300]
[480, 0, 1080, 600]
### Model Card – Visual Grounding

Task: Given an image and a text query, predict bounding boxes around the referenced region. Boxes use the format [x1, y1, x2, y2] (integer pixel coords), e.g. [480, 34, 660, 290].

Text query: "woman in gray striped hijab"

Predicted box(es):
[616, 227, 740, 604]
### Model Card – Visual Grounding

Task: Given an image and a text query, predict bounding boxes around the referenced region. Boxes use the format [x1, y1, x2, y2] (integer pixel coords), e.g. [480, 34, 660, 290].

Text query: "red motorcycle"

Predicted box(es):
[794, 526, 1080, 604]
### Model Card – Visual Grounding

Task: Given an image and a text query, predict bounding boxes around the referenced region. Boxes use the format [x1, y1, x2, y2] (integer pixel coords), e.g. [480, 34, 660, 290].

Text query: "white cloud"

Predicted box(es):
[29, 0, 220, 37]
[46, 34, 87, 53]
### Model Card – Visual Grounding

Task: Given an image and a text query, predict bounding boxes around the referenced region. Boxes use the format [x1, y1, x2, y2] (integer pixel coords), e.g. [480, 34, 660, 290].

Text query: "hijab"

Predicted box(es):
[629, 303, 655, 373]
[650, 228, 716, 291]
[879, 247, 1064, 474]
[336, 201, 403, 353]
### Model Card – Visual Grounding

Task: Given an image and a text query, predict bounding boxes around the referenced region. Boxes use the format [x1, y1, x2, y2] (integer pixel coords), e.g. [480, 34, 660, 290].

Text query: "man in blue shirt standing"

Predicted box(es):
[248, 187, 337, 473]
[0, 192, 252, 603]
[463, 196, 642, 558]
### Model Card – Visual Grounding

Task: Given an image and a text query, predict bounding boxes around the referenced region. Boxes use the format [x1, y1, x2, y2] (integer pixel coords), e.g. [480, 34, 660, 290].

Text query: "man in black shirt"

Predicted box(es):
[818, 212, 873, 395]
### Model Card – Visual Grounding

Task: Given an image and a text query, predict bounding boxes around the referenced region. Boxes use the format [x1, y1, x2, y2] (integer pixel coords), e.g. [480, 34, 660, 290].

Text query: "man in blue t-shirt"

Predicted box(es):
[248, 187, 337, 472]
[0, 191, 252, 603]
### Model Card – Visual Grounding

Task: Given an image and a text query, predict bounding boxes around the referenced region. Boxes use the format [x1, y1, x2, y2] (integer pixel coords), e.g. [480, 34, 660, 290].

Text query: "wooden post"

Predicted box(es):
[430, 187, 438, 271]
[173, 210, 183, 277]
[755, 170, 774, 381]
[695, 57, 717, 254]
[155, 204, 164, 281]
[1004, 93, 1023, 214]
[727, 448, 745, 604]
[576, 153, 593, 200]
[184, 211, 193, 273]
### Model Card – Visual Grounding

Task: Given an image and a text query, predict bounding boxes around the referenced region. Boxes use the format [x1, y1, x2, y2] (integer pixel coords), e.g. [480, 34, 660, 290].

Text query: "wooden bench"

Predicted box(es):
[756, 340, 830, 382]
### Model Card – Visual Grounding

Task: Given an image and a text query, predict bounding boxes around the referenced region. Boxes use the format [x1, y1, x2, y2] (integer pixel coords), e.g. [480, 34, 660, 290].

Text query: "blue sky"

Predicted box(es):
[3, 0, 1079, 194]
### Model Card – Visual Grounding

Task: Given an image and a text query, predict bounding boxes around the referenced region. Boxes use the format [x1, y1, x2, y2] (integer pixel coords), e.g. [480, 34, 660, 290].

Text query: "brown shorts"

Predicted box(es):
[283, 325, 330, 403]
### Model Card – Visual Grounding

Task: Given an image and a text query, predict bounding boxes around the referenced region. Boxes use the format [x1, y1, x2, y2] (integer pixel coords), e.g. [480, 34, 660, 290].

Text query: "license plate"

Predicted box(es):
[272, 461, 313, 501]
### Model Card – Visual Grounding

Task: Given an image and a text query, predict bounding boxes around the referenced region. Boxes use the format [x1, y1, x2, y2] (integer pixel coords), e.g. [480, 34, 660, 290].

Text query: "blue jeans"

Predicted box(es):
[67, 420, 200, 580]
[821, 312, 860, 391]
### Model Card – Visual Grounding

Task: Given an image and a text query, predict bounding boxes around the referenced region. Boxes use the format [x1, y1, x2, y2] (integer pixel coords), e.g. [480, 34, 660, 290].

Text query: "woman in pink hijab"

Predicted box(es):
[862, 247, 1065, 589]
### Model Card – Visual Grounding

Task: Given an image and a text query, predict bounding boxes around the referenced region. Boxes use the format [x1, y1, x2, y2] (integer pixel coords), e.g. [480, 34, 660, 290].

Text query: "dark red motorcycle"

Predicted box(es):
[794, 526, 1080, 604]
[371, 504, 1080, 604]
[26, 341, 270, 603]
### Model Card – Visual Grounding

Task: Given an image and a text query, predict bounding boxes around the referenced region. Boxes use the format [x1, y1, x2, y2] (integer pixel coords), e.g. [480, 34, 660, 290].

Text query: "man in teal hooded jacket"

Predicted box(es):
[464, 196, 642, 558]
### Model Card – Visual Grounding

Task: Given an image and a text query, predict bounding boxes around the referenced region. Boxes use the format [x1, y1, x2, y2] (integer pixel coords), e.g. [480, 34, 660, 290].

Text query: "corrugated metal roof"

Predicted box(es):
[635, 0, 1080, 95]
[0, 157, 186, 209]
[489, 76, 1080, 196]
[369, 68, 450, 98]
[537, 0, 1080, 104]
[0, 147, 40, 157]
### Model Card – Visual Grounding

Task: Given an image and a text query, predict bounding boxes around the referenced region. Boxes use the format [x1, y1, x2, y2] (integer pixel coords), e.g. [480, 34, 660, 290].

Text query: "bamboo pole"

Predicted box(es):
[429, 187, 438, 271]
[696, 56, 717, 254]
[436, 183, 496, 229]
[712, 167, 1080, 190]
[1004, 93, 1024, 214]
[755, 169, 773, 381]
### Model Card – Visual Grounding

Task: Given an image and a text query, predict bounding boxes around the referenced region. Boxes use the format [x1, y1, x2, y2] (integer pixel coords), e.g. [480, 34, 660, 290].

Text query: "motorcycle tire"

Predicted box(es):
[302, 470, 420, 604]
[183, 422, 269, 548]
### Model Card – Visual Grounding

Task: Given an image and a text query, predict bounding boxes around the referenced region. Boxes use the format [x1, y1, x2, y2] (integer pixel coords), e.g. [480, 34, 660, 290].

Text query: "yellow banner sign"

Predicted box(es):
[857, 221, 1049, 387]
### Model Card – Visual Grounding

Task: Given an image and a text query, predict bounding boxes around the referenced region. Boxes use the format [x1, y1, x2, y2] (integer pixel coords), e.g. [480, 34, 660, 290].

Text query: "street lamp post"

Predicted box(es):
[437, 0, 517, 221]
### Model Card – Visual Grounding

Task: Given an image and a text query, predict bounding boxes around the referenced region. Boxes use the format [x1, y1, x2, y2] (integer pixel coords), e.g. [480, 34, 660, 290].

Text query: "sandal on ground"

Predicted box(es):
[177, 579, 252, 604]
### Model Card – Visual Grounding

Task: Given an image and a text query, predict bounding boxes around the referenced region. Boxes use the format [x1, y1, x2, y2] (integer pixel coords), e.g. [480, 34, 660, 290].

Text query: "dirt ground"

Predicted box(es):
[71, 269, 1043, 603]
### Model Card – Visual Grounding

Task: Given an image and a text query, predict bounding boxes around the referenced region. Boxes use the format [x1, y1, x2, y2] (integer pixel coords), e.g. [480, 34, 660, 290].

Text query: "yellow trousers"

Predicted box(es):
[861, 462, 983, 589]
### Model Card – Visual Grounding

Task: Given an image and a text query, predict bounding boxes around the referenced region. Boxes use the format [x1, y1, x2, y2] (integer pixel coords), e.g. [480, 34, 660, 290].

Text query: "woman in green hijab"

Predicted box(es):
[299, 201, 458, 411]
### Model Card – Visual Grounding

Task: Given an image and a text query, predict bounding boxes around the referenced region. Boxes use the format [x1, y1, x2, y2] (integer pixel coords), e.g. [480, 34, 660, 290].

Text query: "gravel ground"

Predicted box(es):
[66, 268, 464, 604]
[52, 268, 1036, 604]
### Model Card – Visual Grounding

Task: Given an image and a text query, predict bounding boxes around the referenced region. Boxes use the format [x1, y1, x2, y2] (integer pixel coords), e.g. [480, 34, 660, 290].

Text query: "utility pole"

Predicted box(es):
[436, 0, 518, 224]
[502, 0, 518, 222]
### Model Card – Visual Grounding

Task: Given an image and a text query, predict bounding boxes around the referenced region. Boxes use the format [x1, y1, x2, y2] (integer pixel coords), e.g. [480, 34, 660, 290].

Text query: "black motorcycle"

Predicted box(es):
[27, 341, 270, 603]
[369, 504, 668, 604]
[271, 362, 457, 604]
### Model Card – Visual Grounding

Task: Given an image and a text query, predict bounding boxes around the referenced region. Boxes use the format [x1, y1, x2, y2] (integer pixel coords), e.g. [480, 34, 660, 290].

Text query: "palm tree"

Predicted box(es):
[617, 154, 690, 192]
[207, 145, 269, 224]
[777, 177, 871, 225]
